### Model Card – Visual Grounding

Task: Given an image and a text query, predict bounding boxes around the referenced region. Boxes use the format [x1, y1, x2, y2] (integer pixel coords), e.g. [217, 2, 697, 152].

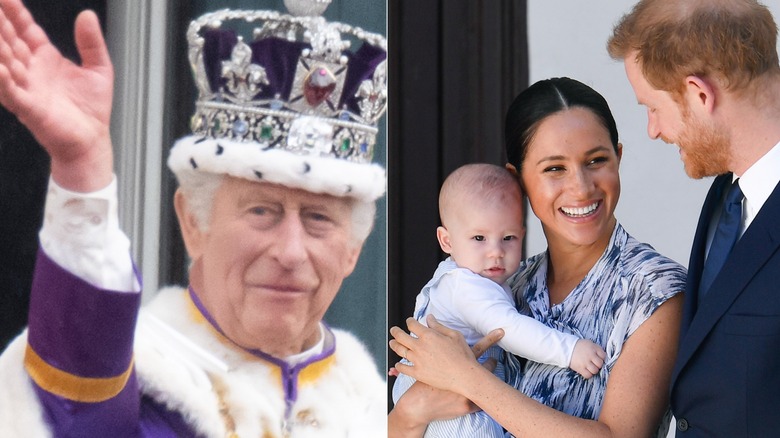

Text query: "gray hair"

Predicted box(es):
[175, 171, 376, 247]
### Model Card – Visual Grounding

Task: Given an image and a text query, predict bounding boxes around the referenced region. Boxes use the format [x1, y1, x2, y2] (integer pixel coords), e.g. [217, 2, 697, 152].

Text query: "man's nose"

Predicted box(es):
[647, 110, 661, 139]
[270, 215, 308, 268]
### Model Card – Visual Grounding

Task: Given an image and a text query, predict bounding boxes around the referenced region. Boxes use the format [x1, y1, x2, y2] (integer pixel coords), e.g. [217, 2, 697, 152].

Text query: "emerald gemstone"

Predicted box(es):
[260, 125, 273, 139]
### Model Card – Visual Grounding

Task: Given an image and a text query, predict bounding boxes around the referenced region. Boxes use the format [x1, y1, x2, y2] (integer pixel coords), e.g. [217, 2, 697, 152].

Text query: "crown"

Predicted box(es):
[167, 0, 387, 202]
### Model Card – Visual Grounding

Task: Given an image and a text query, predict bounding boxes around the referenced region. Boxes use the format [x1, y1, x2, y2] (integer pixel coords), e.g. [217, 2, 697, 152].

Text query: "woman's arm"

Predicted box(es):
[388, 382, 475, 438]
[390, 293, 683, 438]
[388, 326, 503, 438]
[596, 293, 683, 436]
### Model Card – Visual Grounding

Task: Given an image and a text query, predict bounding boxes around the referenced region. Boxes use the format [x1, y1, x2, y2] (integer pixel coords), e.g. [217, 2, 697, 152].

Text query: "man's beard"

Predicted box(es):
[672, 110, 731, 179]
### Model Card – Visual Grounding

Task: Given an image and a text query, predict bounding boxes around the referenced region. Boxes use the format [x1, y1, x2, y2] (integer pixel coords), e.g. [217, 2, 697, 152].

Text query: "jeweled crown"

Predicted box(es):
[186, 2, 387, 165]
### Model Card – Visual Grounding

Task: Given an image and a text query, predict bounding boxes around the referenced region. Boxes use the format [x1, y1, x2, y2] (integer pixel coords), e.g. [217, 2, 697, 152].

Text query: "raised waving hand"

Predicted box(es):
[0, 0, 114, 191]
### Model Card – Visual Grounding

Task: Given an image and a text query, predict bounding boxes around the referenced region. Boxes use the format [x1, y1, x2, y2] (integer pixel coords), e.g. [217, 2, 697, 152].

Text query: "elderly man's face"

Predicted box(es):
[176, 176, 361, 357]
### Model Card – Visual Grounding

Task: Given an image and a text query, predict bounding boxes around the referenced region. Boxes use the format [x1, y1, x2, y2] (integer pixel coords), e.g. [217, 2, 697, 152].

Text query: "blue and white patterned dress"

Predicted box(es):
[509, 223, 685, 429]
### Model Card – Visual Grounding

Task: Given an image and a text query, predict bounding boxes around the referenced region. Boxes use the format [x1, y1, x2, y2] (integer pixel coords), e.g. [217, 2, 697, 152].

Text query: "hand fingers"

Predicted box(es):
[393, 360, 415, 378]
[589, 348, 605, 369]
[388, 366, 399, 377]
[0, 0, 50, 54]
[471, 328, 504, 358]
[390, 324, 417, 348]
[388, 339, 412, 362]
[577, 358, 603, 379]
[0, 10, 31, 68]
[0, 25, 14, 65]
[424, 314, 464, 340]
[0, 2, 38, 88]
[0, 59, 31, 114]
[424, 314, 443, 329]
[0, 8, 22, 64]
[0, 36, 27, 88]
[0, 12, 34, 114]
[388, 338, 402, 355]
[74, 10, 111, 71]
[406, 316, 430, 337]
[425, 315, 502, 359]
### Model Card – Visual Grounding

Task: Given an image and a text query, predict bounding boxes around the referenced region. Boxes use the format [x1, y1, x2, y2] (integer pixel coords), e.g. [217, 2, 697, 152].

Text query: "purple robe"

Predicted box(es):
[25, 250, 198, 437]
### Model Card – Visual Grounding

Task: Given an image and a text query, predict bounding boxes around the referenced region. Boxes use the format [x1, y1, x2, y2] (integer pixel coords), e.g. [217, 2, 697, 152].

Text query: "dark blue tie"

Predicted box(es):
[699, 179, 743, 300]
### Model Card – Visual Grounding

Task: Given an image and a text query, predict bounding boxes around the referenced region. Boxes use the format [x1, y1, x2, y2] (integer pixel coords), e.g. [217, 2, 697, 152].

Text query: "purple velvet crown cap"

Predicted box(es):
[201, 28, 386, 115]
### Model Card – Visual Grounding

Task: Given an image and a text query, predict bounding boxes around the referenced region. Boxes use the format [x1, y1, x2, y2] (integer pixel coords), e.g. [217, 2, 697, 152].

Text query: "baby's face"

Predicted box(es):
[444, 199, 525, 284]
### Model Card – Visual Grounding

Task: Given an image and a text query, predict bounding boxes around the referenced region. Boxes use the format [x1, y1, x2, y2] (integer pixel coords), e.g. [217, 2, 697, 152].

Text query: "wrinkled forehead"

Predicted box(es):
[220, 175, 354, 209]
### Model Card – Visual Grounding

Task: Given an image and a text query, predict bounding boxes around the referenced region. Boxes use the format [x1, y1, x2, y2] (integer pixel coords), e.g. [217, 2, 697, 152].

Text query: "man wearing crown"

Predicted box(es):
[0, 0, 388, 436]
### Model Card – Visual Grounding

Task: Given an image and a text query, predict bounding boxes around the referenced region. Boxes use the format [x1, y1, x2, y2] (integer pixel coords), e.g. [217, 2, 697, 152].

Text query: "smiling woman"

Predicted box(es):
[519, 107, 621, 286]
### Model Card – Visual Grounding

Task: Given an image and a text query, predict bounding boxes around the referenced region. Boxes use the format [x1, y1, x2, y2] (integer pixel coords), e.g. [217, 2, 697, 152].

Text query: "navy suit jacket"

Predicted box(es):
[671, 173, 780, 437]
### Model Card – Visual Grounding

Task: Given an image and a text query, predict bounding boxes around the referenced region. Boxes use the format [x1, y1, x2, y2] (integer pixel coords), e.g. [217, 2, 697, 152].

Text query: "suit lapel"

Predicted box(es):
[673, 176, 780, 385]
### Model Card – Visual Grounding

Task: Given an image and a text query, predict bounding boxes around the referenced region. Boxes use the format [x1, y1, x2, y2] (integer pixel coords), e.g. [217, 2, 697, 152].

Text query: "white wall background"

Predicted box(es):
[527, 3, 780, 436]
[527, 0, 780, 268]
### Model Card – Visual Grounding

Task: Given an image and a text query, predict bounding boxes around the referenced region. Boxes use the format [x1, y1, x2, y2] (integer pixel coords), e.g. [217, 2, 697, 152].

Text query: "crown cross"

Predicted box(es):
[221, 39, 269, 101]
[305, 20, 350, 64]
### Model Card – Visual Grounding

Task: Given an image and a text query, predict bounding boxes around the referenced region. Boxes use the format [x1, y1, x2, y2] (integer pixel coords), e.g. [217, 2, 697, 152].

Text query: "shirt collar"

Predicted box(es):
[735, 139, 780, 219]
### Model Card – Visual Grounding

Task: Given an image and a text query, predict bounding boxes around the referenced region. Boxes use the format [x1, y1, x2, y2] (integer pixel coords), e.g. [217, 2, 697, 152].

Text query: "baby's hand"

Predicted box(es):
[569, 339, 606, 379]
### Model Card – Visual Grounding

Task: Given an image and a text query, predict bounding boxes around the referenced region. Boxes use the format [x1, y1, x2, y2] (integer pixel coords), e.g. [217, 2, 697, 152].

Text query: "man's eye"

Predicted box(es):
[302, 209, 341, 237]
[306, 212, 332, 223]
[246, 204, 282, 229]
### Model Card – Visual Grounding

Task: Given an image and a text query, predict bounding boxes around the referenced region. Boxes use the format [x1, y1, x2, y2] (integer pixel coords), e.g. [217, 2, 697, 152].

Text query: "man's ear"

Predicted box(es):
[341, 245, 362, 279]
[436, 226, 453, 254]
[684, 75, 717, 114]
[174, 188, 205, 260]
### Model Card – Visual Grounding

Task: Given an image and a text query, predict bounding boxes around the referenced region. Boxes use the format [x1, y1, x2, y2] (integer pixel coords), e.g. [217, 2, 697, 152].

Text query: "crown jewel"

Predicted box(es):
[186, 5, 387, 165]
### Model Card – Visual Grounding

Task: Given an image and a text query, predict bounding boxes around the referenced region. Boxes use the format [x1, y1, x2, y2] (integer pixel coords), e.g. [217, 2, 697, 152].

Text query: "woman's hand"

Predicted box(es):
[0, 0, 114, 191]
[389, 315, 503, 393]
[388, 316, 504, 437]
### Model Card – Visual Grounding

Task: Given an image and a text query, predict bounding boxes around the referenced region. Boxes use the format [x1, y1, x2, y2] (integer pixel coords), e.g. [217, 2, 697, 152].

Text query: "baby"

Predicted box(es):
[392, 163, 606, 437]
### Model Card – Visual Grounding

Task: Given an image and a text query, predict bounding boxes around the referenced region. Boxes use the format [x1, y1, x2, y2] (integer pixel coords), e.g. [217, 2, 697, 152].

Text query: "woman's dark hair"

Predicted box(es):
[504, 77, 619, 170]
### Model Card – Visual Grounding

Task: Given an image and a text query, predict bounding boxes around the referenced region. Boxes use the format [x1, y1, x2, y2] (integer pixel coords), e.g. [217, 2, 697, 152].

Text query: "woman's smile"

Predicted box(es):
[560, 201, 600, 218]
